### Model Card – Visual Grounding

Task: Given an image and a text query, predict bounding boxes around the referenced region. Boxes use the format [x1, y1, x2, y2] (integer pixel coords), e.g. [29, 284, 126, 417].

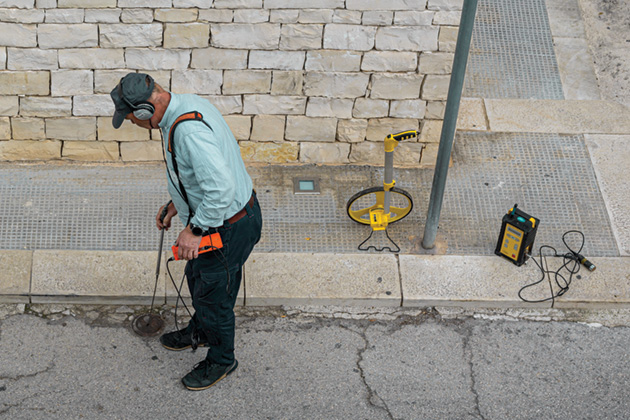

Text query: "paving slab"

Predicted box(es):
[485, 99, 630, 134]
[31, 250, 165, 304]
[245, 252, 401, 306]
[554, 37, 600, 100]
[0, 250, 32, 303]
[400, 255, 551, 308]
[585, 134, 630, 255]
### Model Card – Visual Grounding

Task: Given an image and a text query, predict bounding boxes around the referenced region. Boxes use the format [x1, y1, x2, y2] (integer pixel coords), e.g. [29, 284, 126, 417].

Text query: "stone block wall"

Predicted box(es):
[0, 0, 464, 166]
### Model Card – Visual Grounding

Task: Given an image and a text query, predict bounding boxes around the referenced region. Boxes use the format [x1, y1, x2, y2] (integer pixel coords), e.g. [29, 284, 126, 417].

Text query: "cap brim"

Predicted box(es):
[112, 110, 126, 129]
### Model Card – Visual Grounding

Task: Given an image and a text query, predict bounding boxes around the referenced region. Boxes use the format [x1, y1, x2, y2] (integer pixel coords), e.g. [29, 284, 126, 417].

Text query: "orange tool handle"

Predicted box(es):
[171, 232, 223, 261]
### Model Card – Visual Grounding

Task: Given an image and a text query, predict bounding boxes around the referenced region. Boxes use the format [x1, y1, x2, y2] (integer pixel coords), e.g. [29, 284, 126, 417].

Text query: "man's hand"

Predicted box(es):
[175, 226, 203, 261]
[156, 202, 177, 230]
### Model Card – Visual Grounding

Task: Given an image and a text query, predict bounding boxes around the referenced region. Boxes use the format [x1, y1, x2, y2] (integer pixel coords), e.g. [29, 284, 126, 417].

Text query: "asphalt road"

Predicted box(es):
[1, 305, 630, 420]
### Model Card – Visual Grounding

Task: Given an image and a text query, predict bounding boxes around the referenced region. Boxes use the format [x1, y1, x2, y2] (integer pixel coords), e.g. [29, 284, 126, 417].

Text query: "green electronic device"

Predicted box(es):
[495, 204, 540, 266]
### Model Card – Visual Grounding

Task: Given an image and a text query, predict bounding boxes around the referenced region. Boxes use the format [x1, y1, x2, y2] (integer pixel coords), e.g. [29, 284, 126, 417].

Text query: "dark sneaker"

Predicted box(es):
[182, 360, 238, 391]
[159, 329, 207, 351]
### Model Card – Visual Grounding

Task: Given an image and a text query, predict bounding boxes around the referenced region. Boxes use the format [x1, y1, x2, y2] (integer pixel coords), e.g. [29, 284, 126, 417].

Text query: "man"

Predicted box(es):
[110, 72, 262, 391]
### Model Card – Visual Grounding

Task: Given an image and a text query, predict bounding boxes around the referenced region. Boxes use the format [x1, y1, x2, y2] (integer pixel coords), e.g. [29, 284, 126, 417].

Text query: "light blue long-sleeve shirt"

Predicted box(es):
[159, 93, 253, 229]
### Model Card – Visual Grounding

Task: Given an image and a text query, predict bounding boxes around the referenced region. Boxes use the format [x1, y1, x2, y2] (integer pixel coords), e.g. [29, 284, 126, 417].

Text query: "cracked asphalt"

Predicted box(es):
[2, 305, 630, 420]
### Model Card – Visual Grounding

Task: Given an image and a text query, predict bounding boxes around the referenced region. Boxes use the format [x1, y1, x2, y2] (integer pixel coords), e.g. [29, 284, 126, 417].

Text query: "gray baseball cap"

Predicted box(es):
[110, 73, 155, 128]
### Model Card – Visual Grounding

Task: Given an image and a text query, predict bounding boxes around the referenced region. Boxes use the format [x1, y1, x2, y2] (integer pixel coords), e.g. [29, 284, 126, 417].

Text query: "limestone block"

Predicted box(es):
[120, 141, 163, 162]
[434, 11, 461, 25]
[11, 117, 45, 139]
[419, 119, 442, 143]
[248, 51, 306, 71]
[0, 72, 49, 95]
[243, 95, 306, 115]
[390, 99, 427, 119]
[285, 116, 337, 142]
[204, 95, 243, 115]
[0, 140, 61, 161]
[0, 251, 31, 299]
[164, 23, 210, 48]
[271, 71, 304, 95]
[0, 97, 19, 116]
[457, 98, 487, 131]
[438, 26, 458, 52]
[298, 9, 333, 24]
[0, 118, 9, 139]
[51, 70, 94, 96]
[362, 11, 393, 25]
[62, 141, 119, 161]
[99, 24, 162, 48]
[94, 70, 133, 94]
[125, 49, 190, 70]
[346, 0, 428, 10]
[234, 9, 269, 23]
[20, 97, 72, 117]
[0, 9, 44, 23]
[191, 48, 248, 70]
[37, 0, 56, 6]
[97, 117, 151, 141]
[304, 72, 369, 98]
[428, 0, 463, 10]
[419, 51, 454, 74]
[421, 74, 450, 100]
[337, 119, 367, 142]
[323, 24, 376, 51]
[0, 48, 5, 70]
[143, 71, 171, 91]
[306, 97, 353, 118]
[0, 0, 34, 7]
[0, 23, 37, 47]
[7, 48, 57, 70]
[264, 0, 343, 8]
[394, 142, 422, 165]
[239, 141, 299, 163]
[420, 143, 439, 167]
[251, 115, 285, 141]
[300, 142, 349, 163]
[84, 9, 121, 23]
[155, 8, 198, 22]
[38, 24, 98, 49]
[45, 9, 84, 23]
[46, 117, 96, 140]
[198, 9, 233, 22]
[174, 0, 215, 7]
[224, 115, 251, 140]
[348, 141, 381, 164]
[73, 95, 114, 117]
[361, 51, 418, 72]
[270, 10, 299, 23]
[366, 118, 420, 141]
[425, 100, 445, 119]
[305, 50, 361, 72]
[211, 23, 280, 49]
[171, 70, 222, 94]
[371, 73, 423, 100]
[333, 10, 362, 24]
[375, 26, 439, 51]
[59, 48, 125, 69]
[353, 98, 389, 118]
[118, 0, 171, 6]
[58, 0, 116, 6]
[394, 11, 435, 25]
[214, 0, 261, 7]
[119, 9, 152, 24]
[223, 70, 271, 94]
[279, 24, 323, 50]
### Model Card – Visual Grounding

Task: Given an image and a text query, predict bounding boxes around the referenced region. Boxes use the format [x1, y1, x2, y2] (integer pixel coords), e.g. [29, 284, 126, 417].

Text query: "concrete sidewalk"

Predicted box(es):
[1, 0, 630, 310]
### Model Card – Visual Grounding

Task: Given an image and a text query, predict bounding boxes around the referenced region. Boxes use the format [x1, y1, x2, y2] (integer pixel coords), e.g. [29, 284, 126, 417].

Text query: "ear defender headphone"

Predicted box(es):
[117, 75, 156, 121]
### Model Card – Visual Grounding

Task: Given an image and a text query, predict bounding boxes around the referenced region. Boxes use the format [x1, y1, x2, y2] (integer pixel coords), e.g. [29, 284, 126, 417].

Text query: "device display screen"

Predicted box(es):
[507, 226, 522, 237]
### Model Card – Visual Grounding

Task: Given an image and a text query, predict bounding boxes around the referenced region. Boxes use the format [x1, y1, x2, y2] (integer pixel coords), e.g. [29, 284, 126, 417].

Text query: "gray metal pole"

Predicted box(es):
[422, 0, 478, 249]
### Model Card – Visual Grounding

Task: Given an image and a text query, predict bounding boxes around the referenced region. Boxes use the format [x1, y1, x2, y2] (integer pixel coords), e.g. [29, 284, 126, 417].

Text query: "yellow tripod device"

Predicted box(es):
[346, 130, 418, 251]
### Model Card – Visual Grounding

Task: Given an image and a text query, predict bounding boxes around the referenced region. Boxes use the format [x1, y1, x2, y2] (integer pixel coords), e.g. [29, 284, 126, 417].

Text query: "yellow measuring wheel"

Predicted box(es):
[346, 130, 418, 251]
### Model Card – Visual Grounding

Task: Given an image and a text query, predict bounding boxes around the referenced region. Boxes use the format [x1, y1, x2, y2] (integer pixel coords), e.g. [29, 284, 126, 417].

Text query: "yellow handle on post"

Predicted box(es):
[384, 130, 418, 153]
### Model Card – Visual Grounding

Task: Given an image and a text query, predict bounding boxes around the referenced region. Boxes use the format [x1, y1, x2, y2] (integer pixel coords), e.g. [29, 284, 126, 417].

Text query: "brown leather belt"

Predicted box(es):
[226, 193, 255, 225]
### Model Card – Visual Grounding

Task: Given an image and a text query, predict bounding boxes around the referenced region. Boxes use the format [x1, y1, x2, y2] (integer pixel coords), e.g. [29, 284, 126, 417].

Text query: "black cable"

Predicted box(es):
[518, 230, 589, 308]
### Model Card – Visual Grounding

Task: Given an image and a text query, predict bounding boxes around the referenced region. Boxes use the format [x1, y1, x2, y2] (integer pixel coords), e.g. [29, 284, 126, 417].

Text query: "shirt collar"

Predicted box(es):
[158, 92, 179, 130]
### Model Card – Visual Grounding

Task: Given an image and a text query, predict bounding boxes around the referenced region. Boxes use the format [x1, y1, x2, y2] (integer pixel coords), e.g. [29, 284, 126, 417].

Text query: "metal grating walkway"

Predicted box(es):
[464, 0, 565, 99]
[0, 133, 618, 257]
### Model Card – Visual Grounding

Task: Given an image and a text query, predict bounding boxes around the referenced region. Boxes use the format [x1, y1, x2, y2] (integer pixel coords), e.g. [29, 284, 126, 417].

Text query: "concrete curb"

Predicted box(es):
[2, 250, 628, 310]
